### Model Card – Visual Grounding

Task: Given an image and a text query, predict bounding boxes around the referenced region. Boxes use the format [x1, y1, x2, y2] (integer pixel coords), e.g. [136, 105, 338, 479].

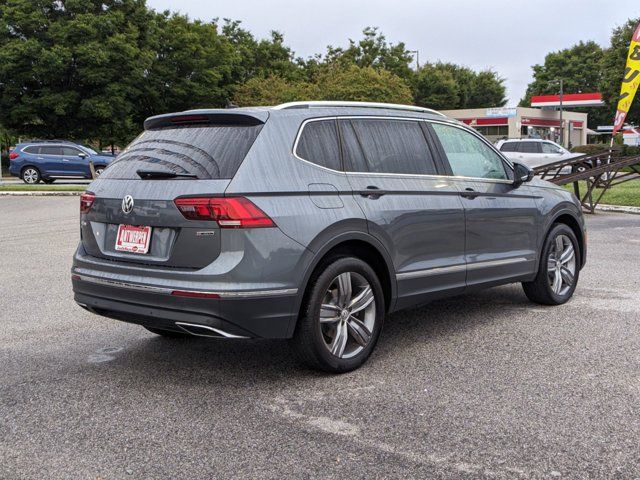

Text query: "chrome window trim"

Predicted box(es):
[73, 274, 298, 298]
[291, 115, 515, 184]
[23, 144, 82, 157]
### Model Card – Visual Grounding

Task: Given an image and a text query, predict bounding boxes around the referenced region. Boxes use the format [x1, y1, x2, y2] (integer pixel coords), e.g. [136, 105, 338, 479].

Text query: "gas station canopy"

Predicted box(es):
[531, 93, 605, 108]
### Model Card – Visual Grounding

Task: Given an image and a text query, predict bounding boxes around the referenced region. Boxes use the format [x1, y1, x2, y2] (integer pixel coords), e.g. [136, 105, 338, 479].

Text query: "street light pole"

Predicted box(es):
[559, 78, 564, 147]
[409, 50, 420, 70]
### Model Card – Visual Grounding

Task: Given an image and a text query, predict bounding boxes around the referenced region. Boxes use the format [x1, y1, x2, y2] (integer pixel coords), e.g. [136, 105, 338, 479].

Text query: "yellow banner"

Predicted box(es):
[613, 22, 640, 134]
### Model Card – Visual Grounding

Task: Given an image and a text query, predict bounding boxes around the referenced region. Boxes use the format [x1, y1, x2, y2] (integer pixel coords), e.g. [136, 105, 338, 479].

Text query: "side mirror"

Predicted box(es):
[78, 152, 88, 159]
[513, 162, 534, 188]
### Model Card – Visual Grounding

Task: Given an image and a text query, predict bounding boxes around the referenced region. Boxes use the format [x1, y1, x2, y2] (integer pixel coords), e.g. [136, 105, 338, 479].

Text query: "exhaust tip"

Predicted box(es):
[174, 322, 248, 339]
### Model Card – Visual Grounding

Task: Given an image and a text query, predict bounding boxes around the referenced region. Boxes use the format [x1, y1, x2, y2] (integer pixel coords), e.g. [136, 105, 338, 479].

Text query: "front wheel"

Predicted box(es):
[522, 223, 580, 305]
[291, 256, 385, 373]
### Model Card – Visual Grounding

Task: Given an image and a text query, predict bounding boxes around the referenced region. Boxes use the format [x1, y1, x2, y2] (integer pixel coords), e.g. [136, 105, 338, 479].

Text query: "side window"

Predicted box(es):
[39, 146, 63, 155]
[431, 123, 508, 180]
[541, 142, 563, 154]
[344, 118, 437, 175]
[519, 141, 540, 154]
[499, 142, 518, 152]
[23, 146, 40, 154]
[62, 147, 82, 156]
[339, 120, 369, 172]
[296, 119, 341, 171]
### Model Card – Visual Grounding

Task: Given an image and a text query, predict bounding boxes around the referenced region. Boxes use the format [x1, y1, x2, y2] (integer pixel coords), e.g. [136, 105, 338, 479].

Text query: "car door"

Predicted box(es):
[37, 145, 65, 176]
[513, 141, 545, 168]
[429, 122, 540, 288]
[340, 117, 466, 310]
[60, 146, 89, 176]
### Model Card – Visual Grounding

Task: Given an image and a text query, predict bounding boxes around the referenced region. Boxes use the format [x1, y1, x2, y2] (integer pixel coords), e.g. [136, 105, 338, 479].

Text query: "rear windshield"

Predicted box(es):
[100, 125, 263, 180]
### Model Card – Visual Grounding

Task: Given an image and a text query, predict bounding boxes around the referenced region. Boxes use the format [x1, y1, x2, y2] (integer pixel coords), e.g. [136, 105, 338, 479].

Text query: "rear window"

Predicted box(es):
[23, 146, 40, 154]
[499, 142, 518, 152]
[101, 125, 263, 180]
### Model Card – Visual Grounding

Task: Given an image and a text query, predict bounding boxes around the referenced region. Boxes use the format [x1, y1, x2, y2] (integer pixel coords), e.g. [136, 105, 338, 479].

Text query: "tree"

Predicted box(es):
[314, 65, 413, 103]
[136, 12, 235, 123]
[317, 27, 414, 81]
[0, 0, 156, 146]
[413, 64, 459, 109]
[233, 75, 315, 106]
[519, 41, 606, 124]
[413, 63, 505, 109]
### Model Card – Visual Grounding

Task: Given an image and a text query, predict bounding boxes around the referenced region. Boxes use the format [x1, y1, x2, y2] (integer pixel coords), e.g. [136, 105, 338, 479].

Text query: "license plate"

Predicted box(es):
[115, 224, 152, 254]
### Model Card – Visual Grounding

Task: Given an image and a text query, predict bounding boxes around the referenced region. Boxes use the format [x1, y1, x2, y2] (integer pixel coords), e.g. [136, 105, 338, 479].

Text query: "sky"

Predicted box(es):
[146, 0, 640, 106]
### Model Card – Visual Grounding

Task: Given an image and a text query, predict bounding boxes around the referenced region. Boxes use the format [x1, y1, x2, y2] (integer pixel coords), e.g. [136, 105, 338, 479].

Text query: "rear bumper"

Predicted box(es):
[72, 274, 299, 339]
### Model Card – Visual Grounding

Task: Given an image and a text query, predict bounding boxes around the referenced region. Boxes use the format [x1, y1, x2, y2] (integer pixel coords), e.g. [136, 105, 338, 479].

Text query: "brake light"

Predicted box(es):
[9, 151, 19, 160]
[80, 192, 95, 214]
[174, 196, 275, 228]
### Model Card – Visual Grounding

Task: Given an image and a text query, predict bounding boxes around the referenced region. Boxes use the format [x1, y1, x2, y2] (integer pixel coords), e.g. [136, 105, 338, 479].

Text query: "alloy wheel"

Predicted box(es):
[547, 234, 576, 296]
[23, 168, 39, 184]
[319, 271, 376, 359]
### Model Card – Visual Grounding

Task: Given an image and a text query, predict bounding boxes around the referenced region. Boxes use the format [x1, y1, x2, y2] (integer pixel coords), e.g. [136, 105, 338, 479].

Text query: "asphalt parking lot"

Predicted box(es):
[1, 196, 639, 479]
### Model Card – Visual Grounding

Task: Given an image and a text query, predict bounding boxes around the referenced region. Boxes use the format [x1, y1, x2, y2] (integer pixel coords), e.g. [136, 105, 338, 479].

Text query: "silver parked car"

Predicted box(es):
[495, 138, 583, 169]
[72, 101, 586, 372]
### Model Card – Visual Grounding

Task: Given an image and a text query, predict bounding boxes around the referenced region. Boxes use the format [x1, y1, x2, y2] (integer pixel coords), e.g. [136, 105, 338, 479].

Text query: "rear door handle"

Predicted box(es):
[460, 187, 479, 199]
[360, 186, 386, 199]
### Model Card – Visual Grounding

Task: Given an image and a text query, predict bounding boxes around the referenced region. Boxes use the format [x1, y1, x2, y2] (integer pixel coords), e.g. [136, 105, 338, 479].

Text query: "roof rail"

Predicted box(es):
[272, 101, 446, 117]
[20, 139, 75, 144]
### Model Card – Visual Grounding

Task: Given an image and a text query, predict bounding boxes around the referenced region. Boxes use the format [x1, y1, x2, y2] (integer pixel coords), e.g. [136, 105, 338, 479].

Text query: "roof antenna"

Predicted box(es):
[225, 99, 239, 109]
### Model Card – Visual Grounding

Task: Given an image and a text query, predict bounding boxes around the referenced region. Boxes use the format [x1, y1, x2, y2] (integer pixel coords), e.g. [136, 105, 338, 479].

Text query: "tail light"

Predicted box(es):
[80, 192, 95, 214]
[9, 151, 19, 160]
[174, 196, 275, 228]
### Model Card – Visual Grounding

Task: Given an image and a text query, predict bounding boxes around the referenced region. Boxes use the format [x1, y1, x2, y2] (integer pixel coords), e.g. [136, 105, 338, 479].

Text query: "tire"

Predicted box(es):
[94, 166, 105, 177]
[291, 256, 385, 373]
[21, 167, 41, 184]
[144, 326, 191, 338]
[523, 223, 580, 305]
[42, 178, 55, 184]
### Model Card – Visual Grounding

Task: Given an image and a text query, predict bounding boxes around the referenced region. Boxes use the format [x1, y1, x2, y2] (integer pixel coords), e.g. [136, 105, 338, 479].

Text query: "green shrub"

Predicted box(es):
[570, 144, 609, 155]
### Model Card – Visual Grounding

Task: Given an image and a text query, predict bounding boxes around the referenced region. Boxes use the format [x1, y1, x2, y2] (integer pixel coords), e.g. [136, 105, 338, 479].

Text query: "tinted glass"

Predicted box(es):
[519, 141, 540, 153]
[499, 142, 518, 152]
[23, 146, 39, 154]
[40, 146, 63, 155]
[339, 120, 368, 172]
[62, 147, 82, 156]
[431, 123, 508, 180]
[296, 120, 341, 170]
[541, 142, 563, 154]
[101, 125, 263, 180]
[345, 119, 436, 175]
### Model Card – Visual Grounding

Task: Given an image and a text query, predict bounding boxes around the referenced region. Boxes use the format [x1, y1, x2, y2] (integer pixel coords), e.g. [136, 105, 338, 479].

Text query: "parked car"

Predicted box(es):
[72, 101, 586, 372]
[9, 140, 115, 184]
[496, 138, 584, 164]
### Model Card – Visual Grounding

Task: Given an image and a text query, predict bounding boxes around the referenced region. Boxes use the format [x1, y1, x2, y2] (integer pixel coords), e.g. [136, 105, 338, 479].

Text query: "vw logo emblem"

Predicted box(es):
[122, 195, 134, 214]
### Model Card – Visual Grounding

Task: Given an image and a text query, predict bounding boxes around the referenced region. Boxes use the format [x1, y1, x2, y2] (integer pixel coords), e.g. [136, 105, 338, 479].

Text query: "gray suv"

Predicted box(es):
[72, 101, 586, 372]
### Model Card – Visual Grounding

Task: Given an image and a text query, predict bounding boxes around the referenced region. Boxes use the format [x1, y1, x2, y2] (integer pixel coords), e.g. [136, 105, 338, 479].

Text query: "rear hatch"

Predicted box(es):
[80, 111, 267, 269]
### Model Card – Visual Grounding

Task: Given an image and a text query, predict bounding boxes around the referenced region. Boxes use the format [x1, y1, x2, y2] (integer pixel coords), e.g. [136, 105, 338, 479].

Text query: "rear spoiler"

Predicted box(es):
[144, 110, 269, 130]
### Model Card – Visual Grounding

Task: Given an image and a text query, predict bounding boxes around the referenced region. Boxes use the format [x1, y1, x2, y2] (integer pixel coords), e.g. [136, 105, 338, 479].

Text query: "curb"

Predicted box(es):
[0, 191, 83, 196]
[595, 204, 640, 215]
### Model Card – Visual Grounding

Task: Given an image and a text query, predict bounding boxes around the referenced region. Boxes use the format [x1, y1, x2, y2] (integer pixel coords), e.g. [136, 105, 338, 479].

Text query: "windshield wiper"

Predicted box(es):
[136, 170, 197, 180]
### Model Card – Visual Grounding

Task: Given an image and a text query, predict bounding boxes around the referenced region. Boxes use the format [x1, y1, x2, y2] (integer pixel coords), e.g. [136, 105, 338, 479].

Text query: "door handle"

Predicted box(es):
[62, 158, 70, 162]
[360, 186, 386, 199]
[460, 187, 479, 199]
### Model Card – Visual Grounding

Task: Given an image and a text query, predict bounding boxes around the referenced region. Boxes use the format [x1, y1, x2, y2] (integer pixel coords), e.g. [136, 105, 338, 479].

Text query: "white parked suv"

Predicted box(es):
[495, 139, 583, 170]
